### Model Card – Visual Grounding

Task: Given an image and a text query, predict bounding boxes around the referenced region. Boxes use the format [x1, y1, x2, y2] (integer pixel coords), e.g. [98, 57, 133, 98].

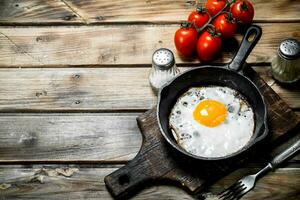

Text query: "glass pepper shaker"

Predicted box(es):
[149, 48, 180, 94]
[271, 39, 300, 84]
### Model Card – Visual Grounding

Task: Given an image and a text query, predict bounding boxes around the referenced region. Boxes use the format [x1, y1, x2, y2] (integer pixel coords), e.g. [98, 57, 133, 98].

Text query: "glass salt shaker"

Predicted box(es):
[149, 48, 180, 94]
[271, 39, 300, 84]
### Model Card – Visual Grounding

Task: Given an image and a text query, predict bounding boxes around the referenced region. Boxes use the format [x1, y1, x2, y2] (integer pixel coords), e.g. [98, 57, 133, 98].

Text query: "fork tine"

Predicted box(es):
[219, 181, 241, 196]
[221, 181, 242, 194]
[219, 189, 234, 200]
[228, 194, 239, 200]
[231, 185, 246, 200]
[218, 181, 243, 199]
[233, 186, 248, 200]
[218, 186, 235, 199]
[221, 191, 239, 200]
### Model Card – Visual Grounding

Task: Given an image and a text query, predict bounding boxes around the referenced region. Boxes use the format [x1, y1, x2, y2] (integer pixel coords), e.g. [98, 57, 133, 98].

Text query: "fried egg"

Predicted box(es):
[169, 86, 254, 158]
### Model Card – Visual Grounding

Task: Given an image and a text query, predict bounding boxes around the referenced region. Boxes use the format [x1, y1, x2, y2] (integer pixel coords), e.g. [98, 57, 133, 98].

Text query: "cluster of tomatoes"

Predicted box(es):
[174, 0, 254, 62]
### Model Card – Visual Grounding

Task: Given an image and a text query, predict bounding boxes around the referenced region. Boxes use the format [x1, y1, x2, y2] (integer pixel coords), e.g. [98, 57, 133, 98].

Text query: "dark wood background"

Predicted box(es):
[0, 0, 299, 199]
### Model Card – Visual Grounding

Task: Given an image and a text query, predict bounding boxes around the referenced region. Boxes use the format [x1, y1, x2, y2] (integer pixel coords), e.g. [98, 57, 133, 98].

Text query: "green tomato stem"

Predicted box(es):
[195, 0, 235, 34]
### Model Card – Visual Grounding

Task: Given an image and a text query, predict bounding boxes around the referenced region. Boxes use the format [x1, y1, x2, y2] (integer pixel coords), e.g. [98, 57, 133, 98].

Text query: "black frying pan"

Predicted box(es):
[157, 25, 268, 161]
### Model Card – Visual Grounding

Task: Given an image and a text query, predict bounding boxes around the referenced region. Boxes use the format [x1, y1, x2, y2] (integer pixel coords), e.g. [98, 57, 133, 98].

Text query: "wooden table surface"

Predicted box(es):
[0, 0, 299, 199]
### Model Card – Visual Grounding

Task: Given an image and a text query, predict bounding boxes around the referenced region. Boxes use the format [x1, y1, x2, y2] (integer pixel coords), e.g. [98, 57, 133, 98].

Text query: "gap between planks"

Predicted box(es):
[0, 63, 271, 69]
[1, 20, 300, 26]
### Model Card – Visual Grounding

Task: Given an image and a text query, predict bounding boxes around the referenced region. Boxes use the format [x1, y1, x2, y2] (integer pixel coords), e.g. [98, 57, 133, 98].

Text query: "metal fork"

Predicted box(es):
[218, 139, 300, 200]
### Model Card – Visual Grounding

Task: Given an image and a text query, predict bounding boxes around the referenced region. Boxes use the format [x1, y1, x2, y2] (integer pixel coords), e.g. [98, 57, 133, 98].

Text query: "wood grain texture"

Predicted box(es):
[0, 67, 298, 112]
[0, 112, 298, 163]
[0, 23, 299, 66]
[0, 165, 299, 199]
[0, 113, 141, 162]
[0, 0, 83, 24]
[0, 0, 299, 24]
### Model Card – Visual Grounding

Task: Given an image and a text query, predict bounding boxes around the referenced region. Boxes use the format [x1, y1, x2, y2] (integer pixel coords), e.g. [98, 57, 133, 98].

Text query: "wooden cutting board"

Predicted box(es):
[104, 66, 300, 199]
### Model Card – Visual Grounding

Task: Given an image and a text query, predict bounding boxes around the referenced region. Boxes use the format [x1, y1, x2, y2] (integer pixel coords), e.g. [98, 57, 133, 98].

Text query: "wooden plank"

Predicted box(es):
[0, 0, 83, 24]
[0, 112, 298, 162]
[65, 0, 300, 23]
[0, 67, 298, 112]
[0, 165, 299, 199]
[0, 68, 154, 111]
[0, 23, 299, 67]
[0, 113, 142, 162]
[1, 0, 299, 24]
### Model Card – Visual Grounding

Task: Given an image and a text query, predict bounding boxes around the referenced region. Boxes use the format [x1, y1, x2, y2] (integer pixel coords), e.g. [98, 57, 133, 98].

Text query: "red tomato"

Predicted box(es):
[197, 31, 222, 62]
[188, 7, 210, 29]
[174, 23, 198, 57]
[205, 0, 227, 16]
[231, 0, 254, 24]
[212, 13, 237, 39]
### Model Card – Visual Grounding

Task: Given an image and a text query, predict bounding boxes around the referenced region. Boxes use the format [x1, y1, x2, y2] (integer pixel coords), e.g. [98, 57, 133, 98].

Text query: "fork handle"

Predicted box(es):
[270, 139, 300, 169]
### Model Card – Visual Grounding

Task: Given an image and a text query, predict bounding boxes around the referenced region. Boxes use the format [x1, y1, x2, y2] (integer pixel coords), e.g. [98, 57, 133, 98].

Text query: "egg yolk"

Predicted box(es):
[193, 99, 227, 127]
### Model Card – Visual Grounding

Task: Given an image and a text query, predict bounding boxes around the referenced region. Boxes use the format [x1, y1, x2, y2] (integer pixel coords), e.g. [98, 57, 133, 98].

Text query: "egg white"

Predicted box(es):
[169, 86, 254, 158]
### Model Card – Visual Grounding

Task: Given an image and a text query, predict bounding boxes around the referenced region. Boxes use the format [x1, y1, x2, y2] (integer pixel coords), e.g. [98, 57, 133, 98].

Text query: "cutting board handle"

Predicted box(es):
[104, 151, 154, 199]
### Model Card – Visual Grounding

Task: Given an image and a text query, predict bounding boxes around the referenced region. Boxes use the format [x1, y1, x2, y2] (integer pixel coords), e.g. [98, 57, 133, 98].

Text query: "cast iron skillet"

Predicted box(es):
[157, 25, 268, 161]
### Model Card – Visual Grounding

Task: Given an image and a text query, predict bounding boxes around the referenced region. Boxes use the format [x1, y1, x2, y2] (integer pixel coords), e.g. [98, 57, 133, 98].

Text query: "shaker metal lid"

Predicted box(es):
[152, 48, 175, 70]
[278, 39, 300, 60]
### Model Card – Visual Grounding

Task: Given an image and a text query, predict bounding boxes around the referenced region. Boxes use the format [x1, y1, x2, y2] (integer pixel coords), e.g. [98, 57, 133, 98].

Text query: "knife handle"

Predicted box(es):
[270, 139, 300, 169]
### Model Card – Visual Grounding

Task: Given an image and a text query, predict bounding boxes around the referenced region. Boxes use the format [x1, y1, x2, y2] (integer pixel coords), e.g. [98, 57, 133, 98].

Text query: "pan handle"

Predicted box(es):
[228, 25, 262, 72]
